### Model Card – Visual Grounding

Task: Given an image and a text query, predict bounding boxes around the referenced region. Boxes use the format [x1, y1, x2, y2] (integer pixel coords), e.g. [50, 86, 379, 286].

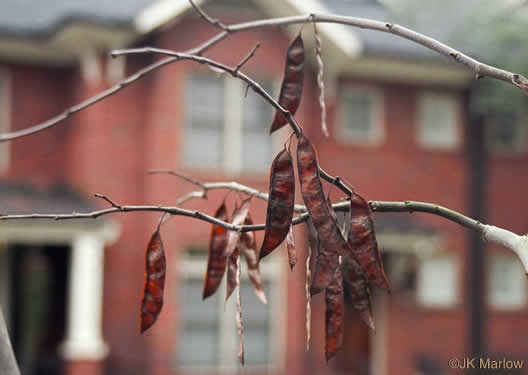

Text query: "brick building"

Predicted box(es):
[0, 1, 527, 374]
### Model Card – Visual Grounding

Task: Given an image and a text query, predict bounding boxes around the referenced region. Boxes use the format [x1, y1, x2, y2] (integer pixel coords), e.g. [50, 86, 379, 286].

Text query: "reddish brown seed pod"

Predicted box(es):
[297, 133, 354, 294]
[140, 228, 166, 334]
[226, 247, 240, 303]
[203, 202, 229, 299]
[285, 224, 297, 270]
[342, 255, 375, 331]
[270, 34, 305, 133]
[223, 198, 252, 258]
[240, 214, 267, 304]
[348, 193, 391, 292]
[325, 266, 344, 361]
[259, 148, 295, 260]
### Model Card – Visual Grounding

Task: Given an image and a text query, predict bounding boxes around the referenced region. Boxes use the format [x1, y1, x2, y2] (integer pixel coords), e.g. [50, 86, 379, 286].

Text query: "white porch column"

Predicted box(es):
[60, 233, 108, 360]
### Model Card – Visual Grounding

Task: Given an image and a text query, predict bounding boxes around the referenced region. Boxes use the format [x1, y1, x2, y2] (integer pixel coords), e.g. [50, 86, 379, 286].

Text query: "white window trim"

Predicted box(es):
[184, 73, 283, 176]
[417, 91, 460, 150]
[337, 84, 385, 146]
[0, 219, 120, 361]
[0, 68, 11, 174]
[178, 248, 286, 371]
[416, 252, 459, 309]
[488, 253, 527, 310]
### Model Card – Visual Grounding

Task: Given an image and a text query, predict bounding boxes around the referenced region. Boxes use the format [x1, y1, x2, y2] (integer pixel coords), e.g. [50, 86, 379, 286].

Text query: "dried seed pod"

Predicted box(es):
[270, 34, 305, 133]
[203, 202, 229, 299]
[241, 214, 267, 304]
[226, 247, 240, 303]
[140, 228, 166, 334]
[235, 255, 245, 366]
[259, 148, 295, 260]
[286, 224, 297, 270]
[325, 266, 344, 361]
[305, 218, 320, 274]
[297, 134, 354, 294]
[348, 193, 391, 291]
[342, 255, 375, 331]
[224, 198, 252, 257]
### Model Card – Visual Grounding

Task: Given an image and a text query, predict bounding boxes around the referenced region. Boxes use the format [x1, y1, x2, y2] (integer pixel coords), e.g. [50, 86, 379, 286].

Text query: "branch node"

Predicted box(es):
[234, 43, 261, 75]
[189, 0, 230, 32]
[385, 23, 394, 30]
[94, 193, 122, 209]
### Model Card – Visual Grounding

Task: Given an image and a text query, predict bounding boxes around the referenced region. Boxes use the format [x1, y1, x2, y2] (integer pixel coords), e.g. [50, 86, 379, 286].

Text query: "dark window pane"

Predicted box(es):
[184, 74, 224, 168]
[241, 81, 273, 172]
[178, 278, 220, 367]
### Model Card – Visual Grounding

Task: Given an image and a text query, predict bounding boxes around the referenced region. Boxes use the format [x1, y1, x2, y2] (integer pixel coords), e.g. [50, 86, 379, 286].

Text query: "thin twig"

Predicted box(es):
[234, 43, 261, 75]
[2, 195, 528, 273]
[148, 169, 207, 191]
[1, 13, 527, 142]
[189, 0, 230, 32]
[94, 193, 122, 209]
[0, 199, 497, 233]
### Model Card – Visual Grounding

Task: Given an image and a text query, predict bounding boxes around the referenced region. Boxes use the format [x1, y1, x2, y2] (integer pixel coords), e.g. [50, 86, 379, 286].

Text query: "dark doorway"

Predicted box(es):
[8, 244, 70, 375]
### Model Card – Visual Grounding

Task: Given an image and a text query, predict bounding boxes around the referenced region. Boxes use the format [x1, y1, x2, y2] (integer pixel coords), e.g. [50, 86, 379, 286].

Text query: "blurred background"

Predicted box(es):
[0, 0, 527, 374]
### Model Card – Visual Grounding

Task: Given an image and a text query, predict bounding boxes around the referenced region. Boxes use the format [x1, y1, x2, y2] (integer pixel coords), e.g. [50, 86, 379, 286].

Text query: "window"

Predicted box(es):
[417, 92, 459, 150]
[183, 73, 274, 173]
[338, 86, 384, 144]
[0, 68, 10, 174]
[177, 249, 284, 370]
[417, 254, 458, 308]
[488, 254, 526, 309]
[485, 111, 526, 153]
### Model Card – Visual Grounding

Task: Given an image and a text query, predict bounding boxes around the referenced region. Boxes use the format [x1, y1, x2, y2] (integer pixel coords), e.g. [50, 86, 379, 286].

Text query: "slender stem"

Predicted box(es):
[234, 43, 261, 74]
[148, 169, 206, 191]
[188, 0, 230, 31]
[370, 200, 482, 232]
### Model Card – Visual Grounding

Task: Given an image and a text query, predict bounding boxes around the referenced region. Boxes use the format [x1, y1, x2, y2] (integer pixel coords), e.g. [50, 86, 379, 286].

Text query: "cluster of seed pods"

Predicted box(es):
[138, 32, 390, 365]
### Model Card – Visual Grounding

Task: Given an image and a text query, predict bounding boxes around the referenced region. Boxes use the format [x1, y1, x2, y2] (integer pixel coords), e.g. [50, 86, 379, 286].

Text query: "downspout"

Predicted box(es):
[467, 95, 487, 369]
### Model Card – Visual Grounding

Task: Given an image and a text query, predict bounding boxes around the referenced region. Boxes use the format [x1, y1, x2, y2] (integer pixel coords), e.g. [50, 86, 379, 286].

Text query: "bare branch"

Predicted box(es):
[1, 13, 527, 142]
[94, 193, 122, 209]
[3, 186, 528, 275]
[148, 169, 206, 191]
[189, 0, 230, 32]
[369, 200, 479, 231]
[0, 204, 309, 232]
[234, 43, 261, 74]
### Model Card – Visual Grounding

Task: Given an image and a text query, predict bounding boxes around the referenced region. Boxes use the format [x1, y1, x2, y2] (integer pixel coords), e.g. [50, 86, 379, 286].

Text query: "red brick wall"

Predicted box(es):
[4, 10, 528, 375]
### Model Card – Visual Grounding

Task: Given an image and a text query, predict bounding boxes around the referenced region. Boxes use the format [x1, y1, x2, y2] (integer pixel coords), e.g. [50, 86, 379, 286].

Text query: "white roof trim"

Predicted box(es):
[278, 0, 362, 58]
[134, 0, 205, 35]
[133, 0, 362, 58]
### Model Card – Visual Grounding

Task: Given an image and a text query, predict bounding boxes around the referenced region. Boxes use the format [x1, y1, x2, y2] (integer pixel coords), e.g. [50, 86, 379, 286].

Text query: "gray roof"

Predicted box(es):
[0, 0, 151, 38]
[0, 182, 96, 215]
[322, 0, 456, 62]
